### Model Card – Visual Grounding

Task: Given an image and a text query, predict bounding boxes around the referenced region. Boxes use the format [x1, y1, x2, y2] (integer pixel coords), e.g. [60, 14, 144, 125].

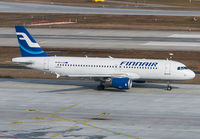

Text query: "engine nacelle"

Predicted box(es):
[112, 78, 132, 89]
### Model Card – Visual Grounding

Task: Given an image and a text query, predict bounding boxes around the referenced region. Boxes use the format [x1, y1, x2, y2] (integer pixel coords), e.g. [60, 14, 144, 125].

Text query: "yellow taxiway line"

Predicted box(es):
[48, 104, 78, 116]
[36, 110, 139, 139]
[10, 105, 140, 139]
[51, 112, 111, 138]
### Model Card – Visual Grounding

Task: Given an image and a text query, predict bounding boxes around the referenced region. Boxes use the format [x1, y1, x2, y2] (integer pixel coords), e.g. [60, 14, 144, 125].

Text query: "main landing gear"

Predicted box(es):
[97, 81, 105, 90]
[167, 81, 172, 91]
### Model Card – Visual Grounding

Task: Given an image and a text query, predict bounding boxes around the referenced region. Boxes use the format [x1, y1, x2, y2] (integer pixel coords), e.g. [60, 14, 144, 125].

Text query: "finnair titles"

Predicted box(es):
[120, 61, 158, 67]
[12, 26, 195, 90]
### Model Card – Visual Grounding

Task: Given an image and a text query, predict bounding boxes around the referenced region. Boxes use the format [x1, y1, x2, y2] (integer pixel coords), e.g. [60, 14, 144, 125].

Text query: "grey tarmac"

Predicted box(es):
[1, 27, 200, 51]
[0, 78, 200, 139]
[1, 1, 200, 16]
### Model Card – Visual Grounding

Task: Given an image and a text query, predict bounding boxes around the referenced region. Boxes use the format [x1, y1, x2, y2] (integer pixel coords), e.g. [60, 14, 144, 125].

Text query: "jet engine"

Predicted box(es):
[112, 78, 132, 89]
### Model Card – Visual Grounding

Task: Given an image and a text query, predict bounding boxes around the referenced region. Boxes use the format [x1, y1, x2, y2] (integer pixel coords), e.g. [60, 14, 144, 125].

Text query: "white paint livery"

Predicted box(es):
[12, 26, 195, 90]
[16, 33, 40, 48]
[12, 56, 195, 90]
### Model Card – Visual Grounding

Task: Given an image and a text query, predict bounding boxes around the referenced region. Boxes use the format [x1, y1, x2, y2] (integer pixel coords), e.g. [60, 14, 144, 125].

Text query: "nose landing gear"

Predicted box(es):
[167, 81, 172, 91]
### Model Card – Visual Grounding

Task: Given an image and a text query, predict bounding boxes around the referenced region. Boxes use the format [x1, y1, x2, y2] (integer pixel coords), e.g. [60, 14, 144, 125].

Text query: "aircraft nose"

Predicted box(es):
[187, 70, 195, 80]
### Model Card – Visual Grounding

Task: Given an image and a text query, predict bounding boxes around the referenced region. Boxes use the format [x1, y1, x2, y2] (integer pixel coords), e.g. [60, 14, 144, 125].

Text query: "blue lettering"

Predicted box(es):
[129, 62, 136, 66]
[132, 62, 136, 66]
[148, 62, 152, 66]
[142, 62, 148, 66]
[120, 61, 158, 67]
[126, 62, 130, 66]
[120, 61, 126, 65]
[128, 62, 133, 66]
[151, 62, 158, 67]
[135, 62, 139, 66]
[138, 62, 143, 66]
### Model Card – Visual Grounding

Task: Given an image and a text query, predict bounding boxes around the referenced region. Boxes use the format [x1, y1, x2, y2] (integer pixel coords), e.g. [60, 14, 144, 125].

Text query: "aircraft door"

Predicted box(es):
[164, 61, 171, 75]
[44, 59, 49, 70]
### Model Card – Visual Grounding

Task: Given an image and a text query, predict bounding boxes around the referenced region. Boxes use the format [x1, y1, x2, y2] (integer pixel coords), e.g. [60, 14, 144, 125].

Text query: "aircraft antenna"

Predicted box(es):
[169, 53, 174, 60]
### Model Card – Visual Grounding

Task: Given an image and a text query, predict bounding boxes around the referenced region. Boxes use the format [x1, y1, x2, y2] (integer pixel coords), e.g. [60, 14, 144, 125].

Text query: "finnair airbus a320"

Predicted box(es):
[12, 26, 195, 90]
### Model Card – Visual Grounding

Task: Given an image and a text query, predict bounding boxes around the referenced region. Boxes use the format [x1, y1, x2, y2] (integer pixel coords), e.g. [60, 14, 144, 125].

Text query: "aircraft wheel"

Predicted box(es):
[97, 85, 105, 90]
[167, 85, 172, 91]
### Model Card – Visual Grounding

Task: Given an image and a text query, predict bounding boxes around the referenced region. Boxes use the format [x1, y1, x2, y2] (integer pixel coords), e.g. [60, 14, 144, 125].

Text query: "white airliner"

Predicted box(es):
[12, 26, 195, 90]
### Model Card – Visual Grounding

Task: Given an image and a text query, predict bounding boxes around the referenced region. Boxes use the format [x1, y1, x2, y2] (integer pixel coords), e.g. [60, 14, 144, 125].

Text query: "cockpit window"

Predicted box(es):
[177, 66, 188, 70]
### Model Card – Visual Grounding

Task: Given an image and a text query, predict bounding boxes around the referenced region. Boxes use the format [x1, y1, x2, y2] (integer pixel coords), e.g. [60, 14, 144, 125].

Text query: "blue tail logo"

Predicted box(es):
[15, 26, 49, 57]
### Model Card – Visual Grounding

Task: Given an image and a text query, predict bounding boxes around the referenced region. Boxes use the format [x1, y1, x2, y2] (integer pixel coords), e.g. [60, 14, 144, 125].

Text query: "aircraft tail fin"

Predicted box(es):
[15, 26, 49, 57]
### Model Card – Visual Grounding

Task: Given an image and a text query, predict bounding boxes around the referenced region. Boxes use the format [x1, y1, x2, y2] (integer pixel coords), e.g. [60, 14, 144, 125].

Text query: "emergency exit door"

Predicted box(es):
[44, 59, 49, 70]
[164, 62, 171, 75]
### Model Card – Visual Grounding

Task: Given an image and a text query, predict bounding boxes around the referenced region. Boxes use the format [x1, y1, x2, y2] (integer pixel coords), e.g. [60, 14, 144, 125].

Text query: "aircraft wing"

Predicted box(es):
[68, 73, 140, 80]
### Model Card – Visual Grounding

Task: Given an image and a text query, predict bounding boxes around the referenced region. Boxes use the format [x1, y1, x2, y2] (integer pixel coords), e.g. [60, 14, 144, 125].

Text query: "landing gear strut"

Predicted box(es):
[166, 81, 172, 91]
[97, 81, 105, 90]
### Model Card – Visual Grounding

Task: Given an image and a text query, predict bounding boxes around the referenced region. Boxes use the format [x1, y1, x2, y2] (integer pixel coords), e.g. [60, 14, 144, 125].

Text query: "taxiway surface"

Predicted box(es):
[0, 78, 200, 139]
[1, 27, 200, 51]
[1, 1, 200, 16]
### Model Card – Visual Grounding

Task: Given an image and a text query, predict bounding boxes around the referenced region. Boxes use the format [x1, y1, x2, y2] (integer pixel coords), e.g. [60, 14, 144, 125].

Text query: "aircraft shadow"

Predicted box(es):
[1, 78, 179, 92]
[40, 87, 92, 93]
[4, 78, 96, 87]
[133, 83, 179, 90]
